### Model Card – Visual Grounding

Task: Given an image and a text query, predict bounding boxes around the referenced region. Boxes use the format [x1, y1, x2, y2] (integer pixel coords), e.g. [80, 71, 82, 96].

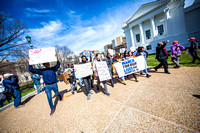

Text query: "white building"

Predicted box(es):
[123, 0, 191, 54]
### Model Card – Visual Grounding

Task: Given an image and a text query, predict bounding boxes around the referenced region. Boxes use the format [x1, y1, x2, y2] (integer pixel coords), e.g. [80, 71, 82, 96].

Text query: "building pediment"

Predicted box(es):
[125, 0, 170, 25]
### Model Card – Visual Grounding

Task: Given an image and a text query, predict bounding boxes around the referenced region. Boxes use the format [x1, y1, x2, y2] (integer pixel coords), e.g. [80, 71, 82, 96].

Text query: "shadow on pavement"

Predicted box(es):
[22, 94, 36, 105]
[192, 94, 200, 99]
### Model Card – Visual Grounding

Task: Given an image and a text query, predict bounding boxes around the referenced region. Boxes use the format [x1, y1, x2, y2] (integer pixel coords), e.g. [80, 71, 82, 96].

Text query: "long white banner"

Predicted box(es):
[74, 63, 93, 78]
[114, 56, 147, 77]
[95, 61, 111, 81]
[29, 47, 57, 65]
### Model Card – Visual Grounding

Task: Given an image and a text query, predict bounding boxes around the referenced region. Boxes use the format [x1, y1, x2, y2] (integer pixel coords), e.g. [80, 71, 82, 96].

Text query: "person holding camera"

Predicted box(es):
[3, 73, 22, 108]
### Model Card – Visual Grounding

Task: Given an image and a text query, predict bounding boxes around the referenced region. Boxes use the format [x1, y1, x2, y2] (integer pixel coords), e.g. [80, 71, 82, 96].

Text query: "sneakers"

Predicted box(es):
[154, 67, 157, 72]
[50, 109, 55, 115]
[122, 80, 127, 85]
[105, 92, 110, 96]
[165, 72, 171, 74]
[118, 78, 122, 82]
[90, 90, 93, 94]
[87, 94, 91, 100]
[72, 92, 74, 95]
[146, 74, 151, 78]
[140, 73, 145, 75]
[135, 79, 139, 82]
[59, 95, 63, 101]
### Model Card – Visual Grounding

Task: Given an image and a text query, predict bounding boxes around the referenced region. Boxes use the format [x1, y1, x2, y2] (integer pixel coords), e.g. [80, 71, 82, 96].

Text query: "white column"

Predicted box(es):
[129, 28, 135, 50]
[139, 23, 145, 44]
[150, 17, 156, 39]
[164, 8, 171, 36]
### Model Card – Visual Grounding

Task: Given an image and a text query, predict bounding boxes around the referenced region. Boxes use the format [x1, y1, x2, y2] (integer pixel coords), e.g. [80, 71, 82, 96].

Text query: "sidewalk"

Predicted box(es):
[0, 67, 199, 132]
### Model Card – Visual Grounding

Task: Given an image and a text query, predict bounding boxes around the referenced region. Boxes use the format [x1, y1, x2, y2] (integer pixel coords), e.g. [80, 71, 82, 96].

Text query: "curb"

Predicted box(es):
[0, 90, 37, 112]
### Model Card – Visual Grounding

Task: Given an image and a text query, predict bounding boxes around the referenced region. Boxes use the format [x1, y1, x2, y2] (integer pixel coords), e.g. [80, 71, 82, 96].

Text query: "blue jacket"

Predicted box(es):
[31, 74, 41, 85]
[3, 77, 20, 90]
[29, 61, 60, 85]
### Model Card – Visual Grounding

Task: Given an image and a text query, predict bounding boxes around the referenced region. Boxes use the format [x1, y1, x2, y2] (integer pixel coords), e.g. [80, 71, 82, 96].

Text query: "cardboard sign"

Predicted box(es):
[57, 73, 70, 84]
[29, 47, 57, 65]
[74, 63, 93, 78]
[114, 56, 146, 77]
[95, 61, 111, 81]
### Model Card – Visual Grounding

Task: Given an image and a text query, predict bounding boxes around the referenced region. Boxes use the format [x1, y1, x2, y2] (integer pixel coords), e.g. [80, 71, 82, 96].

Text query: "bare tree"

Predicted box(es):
[0, 13, 28, 63]
[55, 45, 74, 69]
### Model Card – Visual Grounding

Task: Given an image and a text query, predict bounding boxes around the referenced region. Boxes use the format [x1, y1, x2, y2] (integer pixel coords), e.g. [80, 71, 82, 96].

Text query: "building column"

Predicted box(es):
[129, 28, 136, 50]
[139, 23, 145, 44]
[150, 17, 156, 39]
[164, 8, 171, 36]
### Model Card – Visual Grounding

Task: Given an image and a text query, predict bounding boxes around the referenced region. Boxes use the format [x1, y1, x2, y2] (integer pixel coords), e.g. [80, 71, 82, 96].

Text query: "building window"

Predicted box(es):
[146, 45, 152, 50]
[157, 25, 164, 35]
[136, 34, 140, 42]
[145, 30, 151, 39]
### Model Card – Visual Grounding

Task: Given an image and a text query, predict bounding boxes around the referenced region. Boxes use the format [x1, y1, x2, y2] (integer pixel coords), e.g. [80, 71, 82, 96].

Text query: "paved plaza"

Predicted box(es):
[0, 67, 199, 132]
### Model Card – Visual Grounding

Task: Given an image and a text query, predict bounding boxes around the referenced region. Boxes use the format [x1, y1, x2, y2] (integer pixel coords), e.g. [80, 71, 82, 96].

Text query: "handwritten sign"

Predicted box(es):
[95, 61, 111, 81]
[74, 63, 93, 78]
[29, 47, 57, 65]
[114, 56, 146, 77]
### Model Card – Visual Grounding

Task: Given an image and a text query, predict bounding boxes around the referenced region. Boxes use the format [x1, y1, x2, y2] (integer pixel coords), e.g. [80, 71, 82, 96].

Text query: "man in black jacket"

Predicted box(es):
[154, 40, 170, 74]
[188, 37, 200, 63]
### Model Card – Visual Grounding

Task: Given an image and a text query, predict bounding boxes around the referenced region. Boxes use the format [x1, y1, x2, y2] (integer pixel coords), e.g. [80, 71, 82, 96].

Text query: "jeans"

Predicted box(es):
[83, 77, 91, 95]
[34, 84, 41, 94]
[191, 50, 200, 63]
[14, 89, 21, 108]
[78, 78, 82, 87]
[70, 83, 77, 93]
[96, 77, 108, 93]
[119, 76, 125, 81]
[108, 67, 114, 86]
[44, 83, 61, 110]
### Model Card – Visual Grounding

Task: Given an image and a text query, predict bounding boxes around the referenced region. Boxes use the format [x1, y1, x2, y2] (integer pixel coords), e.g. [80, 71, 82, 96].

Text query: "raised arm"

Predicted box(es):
[28, 65, 42, 75]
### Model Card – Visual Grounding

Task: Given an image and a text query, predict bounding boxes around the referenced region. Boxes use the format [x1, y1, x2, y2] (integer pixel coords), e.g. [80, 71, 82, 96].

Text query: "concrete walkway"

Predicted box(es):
[0, 67, 199, 132]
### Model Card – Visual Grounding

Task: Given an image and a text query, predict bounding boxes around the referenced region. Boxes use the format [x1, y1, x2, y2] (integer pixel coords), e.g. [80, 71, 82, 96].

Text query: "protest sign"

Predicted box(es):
[114, 56, 146, 77]
[108, 49, 114, 56]
[29, 47, 57, 65]
[57, 73, 70, 84]
[82, 51, 91, 57]
[95, 61, 111, 81]
[74, 63, 93, 78]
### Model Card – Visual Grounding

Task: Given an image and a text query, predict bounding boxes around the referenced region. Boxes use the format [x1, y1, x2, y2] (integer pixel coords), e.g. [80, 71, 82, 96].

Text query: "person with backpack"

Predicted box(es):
[171, 41, 185, 68]
[154, 40, 170, 74]
[3, 74, 23, 108]
[28, 55, 63, 115]
[188, 37, 200, 63]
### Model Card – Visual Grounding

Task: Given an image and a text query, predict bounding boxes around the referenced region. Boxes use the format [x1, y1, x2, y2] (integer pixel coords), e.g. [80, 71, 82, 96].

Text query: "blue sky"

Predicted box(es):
[0, 0, 194, 54]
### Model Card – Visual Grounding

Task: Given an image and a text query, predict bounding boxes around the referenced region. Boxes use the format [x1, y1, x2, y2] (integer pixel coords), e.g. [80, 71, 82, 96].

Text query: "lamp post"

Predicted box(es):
[25, 35, 32, 49]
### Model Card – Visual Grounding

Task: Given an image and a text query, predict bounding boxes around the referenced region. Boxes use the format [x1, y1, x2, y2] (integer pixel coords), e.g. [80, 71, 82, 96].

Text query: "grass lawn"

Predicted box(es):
[147, 50, 200, 67]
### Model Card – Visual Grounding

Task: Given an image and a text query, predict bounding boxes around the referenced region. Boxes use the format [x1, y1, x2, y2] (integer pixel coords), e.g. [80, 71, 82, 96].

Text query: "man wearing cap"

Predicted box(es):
[28, 55, 63, 115]
[188, 37, 200, 63]
[3, 73, 22, 108]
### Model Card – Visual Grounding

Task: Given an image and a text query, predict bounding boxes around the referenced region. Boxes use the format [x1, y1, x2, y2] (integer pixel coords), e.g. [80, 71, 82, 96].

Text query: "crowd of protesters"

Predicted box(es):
[0, 37, 199, 116]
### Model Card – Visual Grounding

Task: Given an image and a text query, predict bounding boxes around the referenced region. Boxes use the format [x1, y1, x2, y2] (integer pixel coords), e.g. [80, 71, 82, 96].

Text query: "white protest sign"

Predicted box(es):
[114, 62, 125, 77]
[96, 61, 111, 81]
[29, 47, 57, 65]
[108, 49, 114, 56]
[114, 56, 146, 77]
[74, 63, 93, 78]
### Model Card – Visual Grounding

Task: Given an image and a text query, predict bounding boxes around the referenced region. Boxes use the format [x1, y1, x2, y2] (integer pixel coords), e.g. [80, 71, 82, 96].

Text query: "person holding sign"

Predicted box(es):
[28, 55, 63, 116]
[125, 51, 138, 82]
[103, 53, 114, 87]
[79, 55, 93, 100]
[114, 53, 127, 85]
[93, 53, 110, 96]
[136, 47, 151, 78]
